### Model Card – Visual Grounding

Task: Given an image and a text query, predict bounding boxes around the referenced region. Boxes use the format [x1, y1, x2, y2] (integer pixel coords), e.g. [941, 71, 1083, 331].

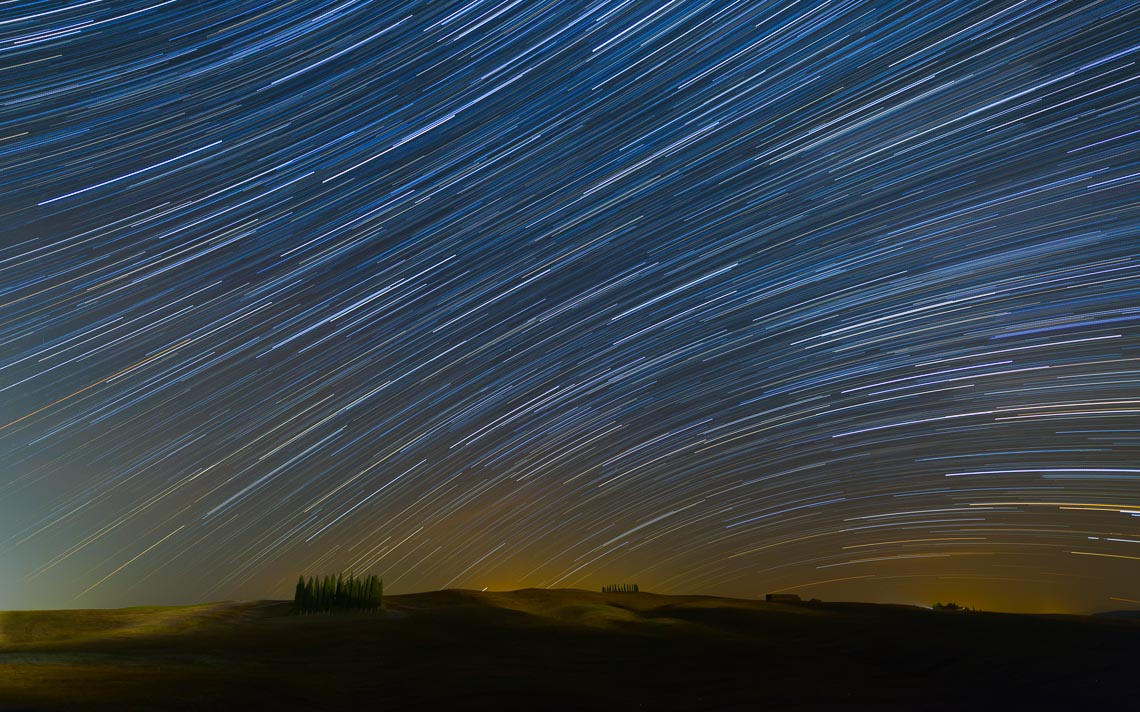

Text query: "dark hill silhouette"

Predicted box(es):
[1, 588, 1136, 710]
[1094, 609, 1140, 620]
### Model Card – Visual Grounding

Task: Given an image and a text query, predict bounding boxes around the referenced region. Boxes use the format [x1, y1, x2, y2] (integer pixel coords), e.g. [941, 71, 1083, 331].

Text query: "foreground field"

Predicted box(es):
[1, 589, 1135, 710]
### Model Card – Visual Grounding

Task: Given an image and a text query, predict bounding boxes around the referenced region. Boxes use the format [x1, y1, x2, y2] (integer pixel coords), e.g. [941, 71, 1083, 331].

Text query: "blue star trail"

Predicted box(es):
[1, 0, 1137, 613]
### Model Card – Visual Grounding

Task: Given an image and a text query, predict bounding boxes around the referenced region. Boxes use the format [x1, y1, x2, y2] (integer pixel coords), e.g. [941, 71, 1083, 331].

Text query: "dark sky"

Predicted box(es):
[2, 1, 1138, 613]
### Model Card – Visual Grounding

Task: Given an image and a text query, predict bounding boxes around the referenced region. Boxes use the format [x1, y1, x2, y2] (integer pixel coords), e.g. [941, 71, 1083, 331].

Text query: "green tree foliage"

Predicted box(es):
[294, 572, 383, 614]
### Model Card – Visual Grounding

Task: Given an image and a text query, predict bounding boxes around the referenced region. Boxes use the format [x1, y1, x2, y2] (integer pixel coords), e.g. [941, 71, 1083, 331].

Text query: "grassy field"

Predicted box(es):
[1, 588, 1135, 710]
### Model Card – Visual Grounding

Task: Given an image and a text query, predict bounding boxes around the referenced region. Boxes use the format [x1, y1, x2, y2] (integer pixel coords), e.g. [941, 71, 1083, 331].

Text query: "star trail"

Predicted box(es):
[1, 0, 1138, 613]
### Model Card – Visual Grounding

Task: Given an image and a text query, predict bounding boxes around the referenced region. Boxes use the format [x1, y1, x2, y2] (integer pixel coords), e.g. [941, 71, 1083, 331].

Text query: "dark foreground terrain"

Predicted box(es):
[1, 588, 1135, 710]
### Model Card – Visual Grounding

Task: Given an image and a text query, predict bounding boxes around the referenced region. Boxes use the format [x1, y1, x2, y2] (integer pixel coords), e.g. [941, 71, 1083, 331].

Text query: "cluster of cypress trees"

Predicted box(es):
[294, 573, 382, 614]
[602, 583, 639, 593]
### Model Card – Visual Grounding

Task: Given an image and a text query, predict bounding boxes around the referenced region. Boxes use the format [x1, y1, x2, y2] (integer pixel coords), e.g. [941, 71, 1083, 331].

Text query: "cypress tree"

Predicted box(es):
[370, 575, 382, 610]
[293, 571, 384, 613]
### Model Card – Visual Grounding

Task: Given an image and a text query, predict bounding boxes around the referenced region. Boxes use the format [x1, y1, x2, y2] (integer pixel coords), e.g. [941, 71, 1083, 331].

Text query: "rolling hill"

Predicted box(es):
[1, 588, 1135, 710]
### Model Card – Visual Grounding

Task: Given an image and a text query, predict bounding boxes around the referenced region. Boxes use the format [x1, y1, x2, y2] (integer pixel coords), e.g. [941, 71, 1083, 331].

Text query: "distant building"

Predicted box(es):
[765, 593, 801, 602]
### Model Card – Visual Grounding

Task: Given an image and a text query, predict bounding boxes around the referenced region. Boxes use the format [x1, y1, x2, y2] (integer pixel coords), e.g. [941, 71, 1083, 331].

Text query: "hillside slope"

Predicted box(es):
[1, 589, 1135, 710]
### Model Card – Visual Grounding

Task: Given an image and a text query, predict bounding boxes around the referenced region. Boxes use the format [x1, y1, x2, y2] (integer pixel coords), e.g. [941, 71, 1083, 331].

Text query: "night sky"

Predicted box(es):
[2, 1, 1138, 613]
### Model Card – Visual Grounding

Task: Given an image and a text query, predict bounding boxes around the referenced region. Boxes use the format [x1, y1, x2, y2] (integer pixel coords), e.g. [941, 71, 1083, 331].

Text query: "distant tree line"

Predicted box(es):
[933, 601, 959, 611]
[932, 602, 971, 612]
[294, 573, 382, 614]
[602, 583, 639, 593]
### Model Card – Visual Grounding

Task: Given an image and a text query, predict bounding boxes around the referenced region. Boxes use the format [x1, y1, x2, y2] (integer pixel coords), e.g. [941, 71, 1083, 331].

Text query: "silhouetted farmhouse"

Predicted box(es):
[765, 593, 801, 602]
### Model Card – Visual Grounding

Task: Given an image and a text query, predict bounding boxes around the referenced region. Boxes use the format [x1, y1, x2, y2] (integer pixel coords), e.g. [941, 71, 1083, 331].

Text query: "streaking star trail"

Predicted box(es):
[1, 0, 1138, 612]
